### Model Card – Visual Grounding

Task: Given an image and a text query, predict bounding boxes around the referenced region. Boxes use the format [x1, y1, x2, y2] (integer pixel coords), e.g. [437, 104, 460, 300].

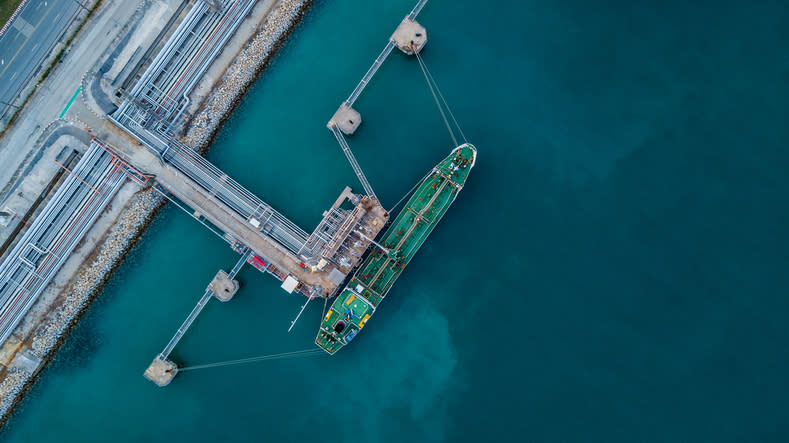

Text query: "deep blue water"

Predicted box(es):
[3, 0, 789, 441]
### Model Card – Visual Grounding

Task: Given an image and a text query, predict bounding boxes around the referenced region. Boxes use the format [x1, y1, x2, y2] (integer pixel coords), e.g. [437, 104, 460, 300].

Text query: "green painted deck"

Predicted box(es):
[316, 144, 476, 354]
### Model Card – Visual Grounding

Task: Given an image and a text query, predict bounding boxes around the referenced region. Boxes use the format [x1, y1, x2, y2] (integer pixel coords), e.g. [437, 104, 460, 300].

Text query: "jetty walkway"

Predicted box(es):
[327, 0, 429, 203]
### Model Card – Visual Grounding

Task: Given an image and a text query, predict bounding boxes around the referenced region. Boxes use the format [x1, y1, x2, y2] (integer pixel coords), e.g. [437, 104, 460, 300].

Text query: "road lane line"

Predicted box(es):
[0, 2, 57, 79]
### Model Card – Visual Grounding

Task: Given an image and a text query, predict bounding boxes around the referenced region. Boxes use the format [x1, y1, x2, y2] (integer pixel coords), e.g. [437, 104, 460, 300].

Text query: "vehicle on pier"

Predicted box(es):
[247, 255, 268, 271]
[316, 143, 476, 354]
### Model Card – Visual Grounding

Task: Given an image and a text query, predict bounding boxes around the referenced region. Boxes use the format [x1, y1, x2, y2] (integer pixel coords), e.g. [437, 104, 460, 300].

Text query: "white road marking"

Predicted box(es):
[11, 18, 34, 38]
[0, 2, 56, 78]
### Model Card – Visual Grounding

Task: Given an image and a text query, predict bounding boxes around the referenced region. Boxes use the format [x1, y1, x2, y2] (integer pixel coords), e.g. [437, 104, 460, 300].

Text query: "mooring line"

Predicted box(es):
[416, 51, 468, 143]
[388, 168, 433, 213]
[415, 51, 458, 147]
[178, 348, 325, 372]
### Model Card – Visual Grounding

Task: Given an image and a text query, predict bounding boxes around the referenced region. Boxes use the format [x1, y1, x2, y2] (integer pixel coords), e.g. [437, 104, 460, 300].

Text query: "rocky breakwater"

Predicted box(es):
[0, 188, 163, 422]
[183, 0, 312, 150]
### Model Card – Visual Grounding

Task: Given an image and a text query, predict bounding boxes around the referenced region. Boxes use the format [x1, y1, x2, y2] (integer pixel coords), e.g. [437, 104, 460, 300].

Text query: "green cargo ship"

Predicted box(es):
[316, 143, 477, 354]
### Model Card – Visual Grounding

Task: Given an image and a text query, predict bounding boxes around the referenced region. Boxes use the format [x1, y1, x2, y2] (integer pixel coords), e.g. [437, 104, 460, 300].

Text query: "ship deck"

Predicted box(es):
[316, 144, 476, 354]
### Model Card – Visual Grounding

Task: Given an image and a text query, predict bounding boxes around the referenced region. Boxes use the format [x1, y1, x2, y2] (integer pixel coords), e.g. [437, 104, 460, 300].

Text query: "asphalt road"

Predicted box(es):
[0, 0, 81, 117]
[0, 0, 146, 203]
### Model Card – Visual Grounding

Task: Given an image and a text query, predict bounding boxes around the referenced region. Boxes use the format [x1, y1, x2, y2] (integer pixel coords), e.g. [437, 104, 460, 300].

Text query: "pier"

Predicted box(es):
[77, 1, 390, 384]
[68, 101, 387, 384]
[88, 0, 391, 299]
[144, 250, 248, 387]
[326, 0, 429, 210]
[328, 0, 429, 136]
[137, 0, 431, 384]
[0, 0, 429, 385]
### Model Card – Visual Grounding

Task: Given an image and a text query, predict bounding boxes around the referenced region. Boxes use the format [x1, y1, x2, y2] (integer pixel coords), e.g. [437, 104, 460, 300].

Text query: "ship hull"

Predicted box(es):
[316, 143, 476, 354]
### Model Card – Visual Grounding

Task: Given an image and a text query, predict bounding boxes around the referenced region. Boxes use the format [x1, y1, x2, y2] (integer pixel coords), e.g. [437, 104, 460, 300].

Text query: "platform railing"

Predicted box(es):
[331, 125, 377, 200]
[408, 0, 429, 20]
[159, 250, 250, 359]
[345, 41, 395, 107]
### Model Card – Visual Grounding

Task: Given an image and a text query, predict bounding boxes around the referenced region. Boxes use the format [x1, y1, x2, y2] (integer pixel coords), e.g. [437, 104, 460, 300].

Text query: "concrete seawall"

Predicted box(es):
[0, 0, 315, 425]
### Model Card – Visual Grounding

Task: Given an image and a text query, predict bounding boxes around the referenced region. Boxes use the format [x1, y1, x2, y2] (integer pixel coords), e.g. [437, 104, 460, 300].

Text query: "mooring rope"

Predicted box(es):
[178, 348, 325, 372]
[416, 51, 468, 143]
[388, 168, 433, 213]
[415, 51, 458, 147]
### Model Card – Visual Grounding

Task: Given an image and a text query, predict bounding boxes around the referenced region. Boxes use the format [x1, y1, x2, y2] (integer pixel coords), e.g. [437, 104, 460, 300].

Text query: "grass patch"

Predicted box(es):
[0, 0, 25, 29]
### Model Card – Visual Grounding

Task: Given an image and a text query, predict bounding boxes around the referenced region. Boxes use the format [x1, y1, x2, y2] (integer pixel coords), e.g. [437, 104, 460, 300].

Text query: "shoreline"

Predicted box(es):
[183, 0, 315, 152]
[0, 0, 315, 428]
[0, 188, 166, 429]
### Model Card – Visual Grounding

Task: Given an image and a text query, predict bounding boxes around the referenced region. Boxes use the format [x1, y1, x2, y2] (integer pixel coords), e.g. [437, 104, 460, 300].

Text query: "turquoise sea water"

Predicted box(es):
[3, 0, 789, 441]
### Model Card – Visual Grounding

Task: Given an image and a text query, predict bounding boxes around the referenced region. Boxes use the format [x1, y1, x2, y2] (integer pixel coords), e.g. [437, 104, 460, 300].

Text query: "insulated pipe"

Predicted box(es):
[167, 92, 190, 132]
[164, 0, 256, 127]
